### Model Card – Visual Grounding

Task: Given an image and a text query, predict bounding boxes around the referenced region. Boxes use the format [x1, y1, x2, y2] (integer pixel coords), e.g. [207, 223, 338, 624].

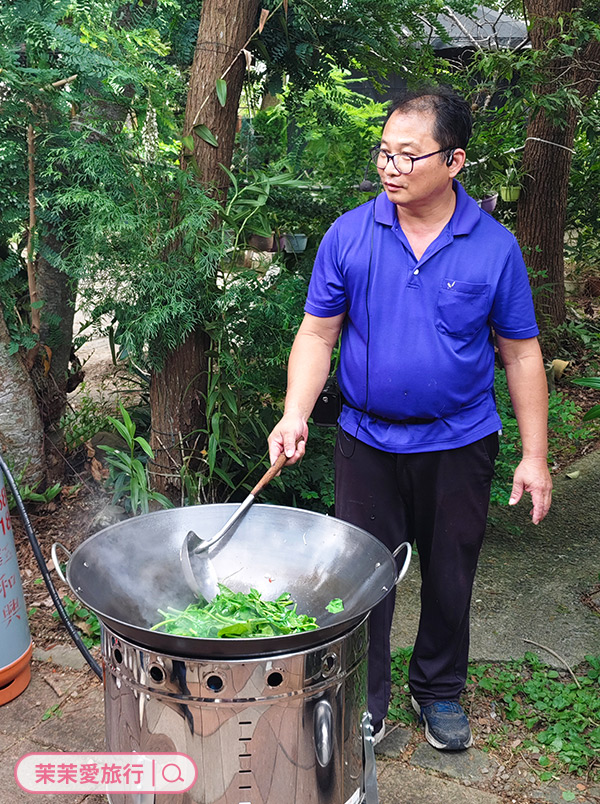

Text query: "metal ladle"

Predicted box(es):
[180, 451, 289, 600]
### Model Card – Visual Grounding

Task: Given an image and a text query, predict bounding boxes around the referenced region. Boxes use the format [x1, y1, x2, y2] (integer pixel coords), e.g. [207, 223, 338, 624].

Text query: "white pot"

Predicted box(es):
[281, 233, 308, 253]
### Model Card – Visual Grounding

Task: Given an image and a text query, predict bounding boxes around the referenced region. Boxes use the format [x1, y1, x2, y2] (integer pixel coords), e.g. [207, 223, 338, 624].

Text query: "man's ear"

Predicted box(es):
[448, 148, 466, 176]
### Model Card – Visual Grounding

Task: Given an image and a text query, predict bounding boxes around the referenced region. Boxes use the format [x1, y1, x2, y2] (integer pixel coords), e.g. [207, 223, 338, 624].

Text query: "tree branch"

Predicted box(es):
[50, 73, 78, 89]
[522, 638, 581, 688]
[26, 123, 41, 337]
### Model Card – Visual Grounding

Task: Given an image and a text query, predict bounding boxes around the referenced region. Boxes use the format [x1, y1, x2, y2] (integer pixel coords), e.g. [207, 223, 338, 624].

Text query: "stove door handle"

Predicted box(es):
[361, 712, 380, 804]
[314, 699, 334, 768]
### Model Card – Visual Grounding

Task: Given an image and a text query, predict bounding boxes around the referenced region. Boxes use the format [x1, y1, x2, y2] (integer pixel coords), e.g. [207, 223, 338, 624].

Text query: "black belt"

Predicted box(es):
[342, 400, 438, 426]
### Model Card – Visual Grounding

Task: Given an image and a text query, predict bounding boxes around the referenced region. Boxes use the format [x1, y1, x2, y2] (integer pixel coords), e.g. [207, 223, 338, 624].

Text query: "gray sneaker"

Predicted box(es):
[372, 720, 386, 746]
[411, 696, 473, 751]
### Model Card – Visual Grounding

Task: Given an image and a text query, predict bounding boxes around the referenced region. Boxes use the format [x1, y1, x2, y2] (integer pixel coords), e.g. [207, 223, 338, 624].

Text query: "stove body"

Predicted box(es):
[103, 617, 376, 804]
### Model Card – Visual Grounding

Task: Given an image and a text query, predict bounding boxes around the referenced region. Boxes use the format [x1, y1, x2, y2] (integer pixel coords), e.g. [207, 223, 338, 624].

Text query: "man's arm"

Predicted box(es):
[268, 312, 345, 466]
[496, 334, 552, 524]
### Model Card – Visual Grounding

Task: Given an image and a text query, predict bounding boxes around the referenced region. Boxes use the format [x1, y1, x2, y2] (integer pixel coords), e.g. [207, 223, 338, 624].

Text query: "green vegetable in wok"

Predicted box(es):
[151, 585, 319, 639]
[326, 598, 344, 613]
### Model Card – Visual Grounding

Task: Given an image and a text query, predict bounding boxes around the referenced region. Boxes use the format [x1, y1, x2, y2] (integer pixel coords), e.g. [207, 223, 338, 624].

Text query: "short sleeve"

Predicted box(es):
[304, 223, 348, 318]
[490, 239, 539, 339]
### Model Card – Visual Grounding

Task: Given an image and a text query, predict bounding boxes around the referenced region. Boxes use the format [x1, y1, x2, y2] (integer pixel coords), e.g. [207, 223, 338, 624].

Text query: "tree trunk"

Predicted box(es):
[183, 0, 261, 195]
[0, 307, 46, 486]
[516, 0, 600, 341]
[149, 0, 261, 500]
[148, 330, 210, 502]
[516, 108, 577, 333]
[33, 230, 77, 481]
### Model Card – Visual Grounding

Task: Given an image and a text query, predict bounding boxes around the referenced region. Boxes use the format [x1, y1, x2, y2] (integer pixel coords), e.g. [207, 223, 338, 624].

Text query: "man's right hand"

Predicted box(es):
[267, 414, 309, 466]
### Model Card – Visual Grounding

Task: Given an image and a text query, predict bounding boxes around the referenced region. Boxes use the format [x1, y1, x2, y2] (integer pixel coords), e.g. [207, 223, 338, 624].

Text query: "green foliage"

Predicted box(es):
[262, 426, 336, 514]
[98, 403, 173, 514]
[2, 455, 62, 509]
[390, 649, 600, 779]
[178, 363, 251, 506]
[387, 646, 414, 725]
[254, 0, 463, 93]
[571, 376, 600, 420]
[51, 594, 101, 648]
[567, 95, 600, 272]
[220, 163, 309, 246]
[59, 383, 112, 449]
[466, 653, 600, 778]
[41, 704, 63, 721]
[61, 165, 224, 369]
[237, 69, 387, 238]
[0, 0, 188, 344]
[18, 482, 62, 505]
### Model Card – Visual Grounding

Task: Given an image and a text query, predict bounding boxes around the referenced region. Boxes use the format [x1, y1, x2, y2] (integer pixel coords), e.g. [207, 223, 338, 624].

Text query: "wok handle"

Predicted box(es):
[51, 541, 71, 585]
[392, 541, 412, 586]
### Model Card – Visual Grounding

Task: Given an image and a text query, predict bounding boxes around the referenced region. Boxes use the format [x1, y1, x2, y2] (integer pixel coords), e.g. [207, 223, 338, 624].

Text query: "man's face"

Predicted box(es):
[377, 110, 458, 209]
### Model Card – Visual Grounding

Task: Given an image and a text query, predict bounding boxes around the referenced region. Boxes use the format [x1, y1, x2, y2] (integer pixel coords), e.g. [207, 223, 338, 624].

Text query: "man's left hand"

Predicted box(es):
[509, 457, 552, 524]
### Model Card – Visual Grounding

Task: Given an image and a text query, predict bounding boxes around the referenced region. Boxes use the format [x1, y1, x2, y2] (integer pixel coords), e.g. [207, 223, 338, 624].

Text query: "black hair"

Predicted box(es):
[385, 85, 473, 152]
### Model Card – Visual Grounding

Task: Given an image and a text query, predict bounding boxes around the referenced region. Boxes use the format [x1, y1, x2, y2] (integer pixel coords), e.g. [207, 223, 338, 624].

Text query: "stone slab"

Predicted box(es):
[377, 763, 503, 804]
[31, 686, 105, 753]
[530, 779, 600, 804]
[411, 742, 498, 784]
[0, 673, 61, 738]
[33, 645, 91, 671]
[0, 731, 18, 753]
[375, 725, 412, 757]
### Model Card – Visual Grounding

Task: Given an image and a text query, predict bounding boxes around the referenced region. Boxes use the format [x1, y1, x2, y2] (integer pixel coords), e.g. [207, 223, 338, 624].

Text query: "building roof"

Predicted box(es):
[427, 5, 528, 50]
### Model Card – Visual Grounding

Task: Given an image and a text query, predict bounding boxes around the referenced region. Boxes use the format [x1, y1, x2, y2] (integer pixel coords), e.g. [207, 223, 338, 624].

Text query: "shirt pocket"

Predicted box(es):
[435, 279, 491, 338]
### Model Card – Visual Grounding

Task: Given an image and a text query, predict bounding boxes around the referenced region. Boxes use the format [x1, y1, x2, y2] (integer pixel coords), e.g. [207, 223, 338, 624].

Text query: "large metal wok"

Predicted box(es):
[57, 503, 410, 658]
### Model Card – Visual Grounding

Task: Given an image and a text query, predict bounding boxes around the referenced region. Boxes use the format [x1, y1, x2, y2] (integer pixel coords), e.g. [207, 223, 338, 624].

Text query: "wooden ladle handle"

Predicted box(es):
[250, 451, 289, 497]
[250, 436, 304, 497]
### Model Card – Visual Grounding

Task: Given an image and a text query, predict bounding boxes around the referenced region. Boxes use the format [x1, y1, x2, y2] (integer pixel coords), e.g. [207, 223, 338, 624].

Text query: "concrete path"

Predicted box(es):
[392, 449, 600, 668]
[1, 453, 599, 803]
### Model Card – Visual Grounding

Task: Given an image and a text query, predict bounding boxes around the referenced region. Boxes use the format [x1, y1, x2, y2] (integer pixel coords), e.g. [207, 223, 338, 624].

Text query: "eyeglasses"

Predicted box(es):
[370, 146, 453, 175]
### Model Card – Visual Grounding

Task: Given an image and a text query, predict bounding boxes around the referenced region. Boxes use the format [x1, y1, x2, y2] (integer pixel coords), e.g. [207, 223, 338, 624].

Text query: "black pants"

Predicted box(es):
[334, 428, 498, 722]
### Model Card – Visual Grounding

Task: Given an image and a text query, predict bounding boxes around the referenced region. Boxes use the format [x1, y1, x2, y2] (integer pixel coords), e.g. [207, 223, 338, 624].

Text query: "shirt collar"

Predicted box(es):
[373, 179, 481, 235]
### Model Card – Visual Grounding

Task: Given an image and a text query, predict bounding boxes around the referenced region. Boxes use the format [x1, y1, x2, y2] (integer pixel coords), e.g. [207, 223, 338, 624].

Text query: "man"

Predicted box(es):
[267, 86, 552, 751]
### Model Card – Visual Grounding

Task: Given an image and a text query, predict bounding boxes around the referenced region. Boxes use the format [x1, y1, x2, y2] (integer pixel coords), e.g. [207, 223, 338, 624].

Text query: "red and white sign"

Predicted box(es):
[15, 752, 197, 794]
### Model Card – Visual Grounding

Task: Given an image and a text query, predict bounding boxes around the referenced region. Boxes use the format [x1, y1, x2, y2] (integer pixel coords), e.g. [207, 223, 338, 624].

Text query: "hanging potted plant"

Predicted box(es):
[280, 232, 308, 253]
[219, 166, 308, 260]
[496, 162, 525, 202]
[479, 192, 499, 213]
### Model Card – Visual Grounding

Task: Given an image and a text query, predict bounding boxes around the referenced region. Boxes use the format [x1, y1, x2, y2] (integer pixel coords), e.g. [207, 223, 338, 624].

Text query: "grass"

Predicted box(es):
[389, 648, 600, 781]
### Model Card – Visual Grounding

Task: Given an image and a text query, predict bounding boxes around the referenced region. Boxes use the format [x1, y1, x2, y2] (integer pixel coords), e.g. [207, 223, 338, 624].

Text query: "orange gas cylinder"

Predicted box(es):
[0, 643, 32, 705]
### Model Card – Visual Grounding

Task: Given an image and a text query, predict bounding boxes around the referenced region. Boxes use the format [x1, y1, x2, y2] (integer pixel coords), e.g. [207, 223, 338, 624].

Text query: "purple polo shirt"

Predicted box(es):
[304, 181, 538, 453]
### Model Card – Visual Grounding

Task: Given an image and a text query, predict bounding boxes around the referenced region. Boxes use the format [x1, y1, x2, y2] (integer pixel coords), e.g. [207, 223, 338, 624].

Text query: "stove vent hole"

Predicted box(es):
[206, 675, 224, 692]
[322, 653, 337, 677]
[113, 648, 123, 665]
[267, 671, 283, 687]
[149, 665, 165, 684]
